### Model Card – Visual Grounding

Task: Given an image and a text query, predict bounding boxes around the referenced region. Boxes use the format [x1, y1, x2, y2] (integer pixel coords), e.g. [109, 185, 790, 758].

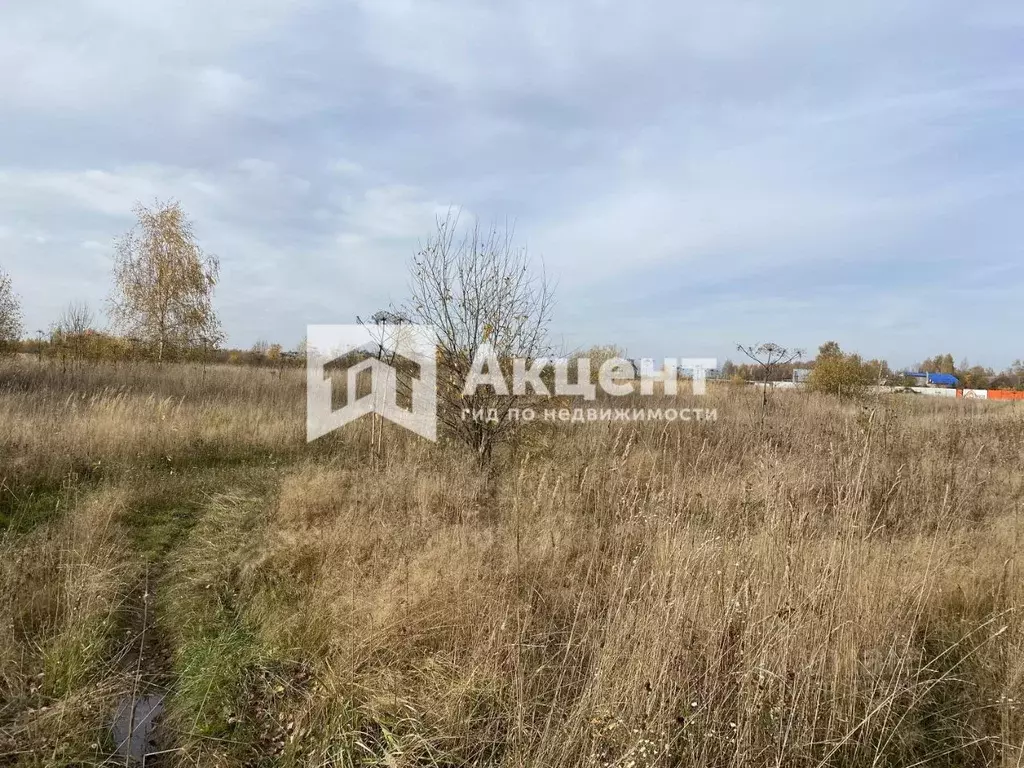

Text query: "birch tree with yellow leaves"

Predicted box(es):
[108, 200, 223, 361]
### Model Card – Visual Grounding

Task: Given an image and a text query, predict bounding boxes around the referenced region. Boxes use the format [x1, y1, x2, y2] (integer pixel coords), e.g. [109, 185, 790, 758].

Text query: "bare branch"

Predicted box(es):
[402, 210, 555, 461]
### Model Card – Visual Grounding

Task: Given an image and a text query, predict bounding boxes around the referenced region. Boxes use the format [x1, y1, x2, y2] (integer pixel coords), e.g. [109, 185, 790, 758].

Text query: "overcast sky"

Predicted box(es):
[2, 1, 1022, 368]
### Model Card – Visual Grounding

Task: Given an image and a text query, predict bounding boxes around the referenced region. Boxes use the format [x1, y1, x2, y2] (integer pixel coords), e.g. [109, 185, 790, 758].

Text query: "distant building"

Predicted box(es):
[793, 368, 812, 384]
[903, 372, 959, 388]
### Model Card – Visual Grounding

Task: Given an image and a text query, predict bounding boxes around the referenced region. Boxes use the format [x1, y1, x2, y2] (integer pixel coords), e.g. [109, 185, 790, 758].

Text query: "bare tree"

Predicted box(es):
[737, 342, 804, 426]
[403, 211, 554, 462]
[53, 301, 95, 361]
[57, 301, 94, 337]
[48, 300, 95, 370]
[108, 200, 223, 361]
[251, 339, 269, 366]
[0, 268, 22, 354]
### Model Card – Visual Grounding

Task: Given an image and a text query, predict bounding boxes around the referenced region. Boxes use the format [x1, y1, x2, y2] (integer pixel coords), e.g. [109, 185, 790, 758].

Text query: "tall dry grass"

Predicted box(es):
[0, 488, 139, 763]
[0, 357, 1021, 766]
[0, 359, 304, 492]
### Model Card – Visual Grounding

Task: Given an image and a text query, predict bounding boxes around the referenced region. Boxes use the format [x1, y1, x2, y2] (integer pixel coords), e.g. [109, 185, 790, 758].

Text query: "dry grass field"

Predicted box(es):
[0, 357, 1022, 766]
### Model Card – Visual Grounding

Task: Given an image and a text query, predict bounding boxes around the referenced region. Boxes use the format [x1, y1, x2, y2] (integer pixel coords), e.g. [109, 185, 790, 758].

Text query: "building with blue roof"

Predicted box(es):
[903, 371, 959, 388]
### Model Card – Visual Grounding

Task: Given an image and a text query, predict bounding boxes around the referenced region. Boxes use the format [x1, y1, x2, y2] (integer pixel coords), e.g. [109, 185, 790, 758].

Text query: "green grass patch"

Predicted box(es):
[0, 481, 71, 533]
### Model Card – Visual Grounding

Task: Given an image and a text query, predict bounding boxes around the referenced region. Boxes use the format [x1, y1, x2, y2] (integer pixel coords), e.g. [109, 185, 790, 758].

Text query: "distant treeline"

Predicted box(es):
[720, 346, 1024, 391]
[11, 331, 306, 368]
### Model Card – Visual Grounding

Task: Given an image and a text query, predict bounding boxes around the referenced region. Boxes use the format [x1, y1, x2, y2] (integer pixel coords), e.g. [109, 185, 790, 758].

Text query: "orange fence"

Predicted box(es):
[986, 389, 1024, 401]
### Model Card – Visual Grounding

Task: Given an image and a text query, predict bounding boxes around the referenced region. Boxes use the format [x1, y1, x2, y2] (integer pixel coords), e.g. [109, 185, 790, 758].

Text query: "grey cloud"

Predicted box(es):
[0, 0, 1022, 365]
